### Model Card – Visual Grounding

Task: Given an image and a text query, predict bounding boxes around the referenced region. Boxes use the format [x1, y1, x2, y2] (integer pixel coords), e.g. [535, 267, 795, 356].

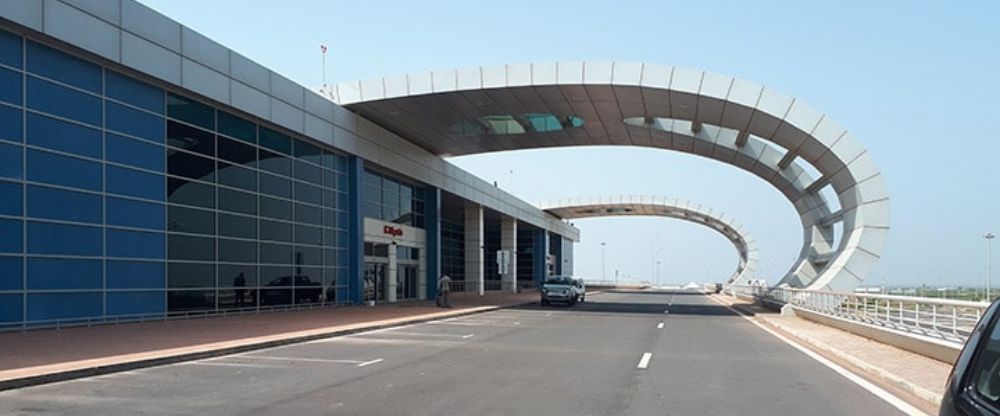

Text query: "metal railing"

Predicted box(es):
[728, 285, 990, 344]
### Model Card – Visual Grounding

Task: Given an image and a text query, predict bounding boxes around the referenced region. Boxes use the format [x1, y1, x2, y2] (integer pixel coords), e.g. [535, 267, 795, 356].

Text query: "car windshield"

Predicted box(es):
[545, 277, 573, 285]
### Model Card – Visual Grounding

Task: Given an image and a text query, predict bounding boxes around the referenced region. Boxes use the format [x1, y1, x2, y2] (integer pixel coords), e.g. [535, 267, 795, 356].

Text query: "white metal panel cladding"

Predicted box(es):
[0, 0, 579, 241]
[331, 61, 889, 291]
[541, 196, 758, 285]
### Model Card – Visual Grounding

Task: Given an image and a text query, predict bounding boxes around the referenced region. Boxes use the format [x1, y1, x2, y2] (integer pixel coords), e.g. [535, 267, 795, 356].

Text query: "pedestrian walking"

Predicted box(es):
[436, 274, 452, 308]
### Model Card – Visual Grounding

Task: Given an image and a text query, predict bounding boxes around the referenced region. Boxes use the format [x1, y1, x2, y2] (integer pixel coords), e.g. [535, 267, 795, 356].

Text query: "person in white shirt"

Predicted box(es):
[436, 275, 452, 308]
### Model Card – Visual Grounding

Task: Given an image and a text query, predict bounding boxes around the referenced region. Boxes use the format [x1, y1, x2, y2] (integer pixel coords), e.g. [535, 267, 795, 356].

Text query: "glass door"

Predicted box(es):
[396, 265, 418, 300]
[364, 262, 387, 301]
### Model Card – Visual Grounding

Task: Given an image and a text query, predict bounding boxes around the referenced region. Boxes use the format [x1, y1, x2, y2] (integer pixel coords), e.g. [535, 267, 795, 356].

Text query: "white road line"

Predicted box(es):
[637, 352, 653, 369]
[183, 361, 278, 368]
[707, 296, 929, 416]
[325, 337, 464, 347]
[346, 322, 422, 337]
[439, 319, 512, 325]
[243, 355, 366, 364]
[376, 331, 474, 338]
[461, 334, 475, 339]
[427, 321, 520, 327]
[357, 358, 384, 367]
[657, 322, 665, 329]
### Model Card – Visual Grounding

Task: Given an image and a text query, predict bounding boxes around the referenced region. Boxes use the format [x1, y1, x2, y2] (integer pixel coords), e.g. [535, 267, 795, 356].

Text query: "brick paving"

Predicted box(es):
[0, 291, 540, 385]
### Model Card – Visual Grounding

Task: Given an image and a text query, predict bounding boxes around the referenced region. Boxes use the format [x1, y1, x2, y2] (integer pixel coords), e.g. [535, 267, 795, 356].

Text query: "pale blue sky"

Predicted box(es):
[143, 0, 999, 286]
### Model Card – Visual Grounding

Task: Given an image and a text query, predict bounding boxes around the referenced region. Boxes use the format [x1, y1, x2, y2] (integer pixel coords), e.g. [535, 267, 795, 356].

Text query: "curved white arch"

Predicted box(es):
[329, 61, 889, 291]
[540, 196, 758, 285]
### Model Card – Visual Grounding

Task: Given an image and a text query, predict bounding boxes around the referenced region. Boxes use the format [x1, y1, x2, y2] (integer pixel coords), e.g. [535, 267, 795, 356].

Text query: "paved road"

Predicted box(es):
[0, 291, 906, 415]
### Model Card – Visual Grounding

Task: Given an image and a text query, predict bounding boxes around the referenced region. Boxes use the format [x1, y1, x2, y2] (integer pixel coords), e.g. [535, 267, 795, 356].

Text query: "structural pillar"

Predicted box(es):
[500, 216, 518, 293]
[533, 228, 549, 287]
[387, 243, 398, 302]
[425, 187, 441, 300]
[464, 203, 484, 295]
[347, 156, 365, 304]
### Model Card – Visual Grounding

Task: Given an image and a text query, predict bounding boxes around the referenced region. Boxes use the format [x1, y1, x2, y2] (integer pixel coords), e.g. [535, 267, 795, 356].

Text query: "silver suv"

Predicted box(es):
[540, 276, 586, 306]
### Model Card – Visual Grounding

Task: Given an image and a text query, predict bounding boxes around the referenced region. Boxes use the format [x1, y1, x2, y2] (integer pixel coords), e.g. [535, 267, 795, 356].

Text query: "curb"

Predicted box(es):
[711, 294, 942, 407]
[760, 316, 943, 407]
[0, 301, 533, 392]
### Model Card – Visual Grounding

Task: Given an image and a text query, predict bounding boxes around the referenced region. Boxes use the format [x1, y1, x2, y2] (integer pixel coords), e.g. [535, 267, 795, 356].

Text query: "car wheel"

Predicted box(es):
[541, 298, 549, 306]
[580, 294, 586, 303]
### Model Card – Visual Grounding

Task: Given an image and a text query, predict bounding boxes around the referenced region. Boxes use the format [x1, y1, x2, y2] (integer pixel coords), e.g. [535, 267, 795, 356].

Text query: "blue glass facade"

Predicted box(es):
[0, 29, 351, 327]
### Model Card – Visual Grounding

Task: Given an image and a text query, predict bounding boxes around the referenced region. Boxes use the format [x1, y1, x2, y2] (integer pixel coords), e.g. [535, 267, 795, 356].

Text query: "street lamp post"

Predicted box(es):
[600, 242, 606, 282]
[982, 232, 995, 301]
[651, 236, 660, 282]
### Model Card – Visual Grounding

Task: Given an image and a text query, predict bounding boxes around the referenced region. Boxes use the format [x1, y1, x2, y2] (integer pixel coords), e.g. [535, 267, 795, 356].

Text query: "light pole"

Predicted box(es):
[600, 242, 606, 281]
[656, 248, 663, 285]
[656, 260, 662, 285]
[651, 236, 660, 282]
[982, 232, 995, 301]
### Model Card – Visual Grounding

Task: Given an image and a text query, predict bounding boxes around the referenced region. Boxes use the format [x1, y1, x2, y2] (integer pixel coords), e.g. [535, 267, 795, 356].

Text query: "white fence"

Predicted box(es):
[728, 285, 990, 344]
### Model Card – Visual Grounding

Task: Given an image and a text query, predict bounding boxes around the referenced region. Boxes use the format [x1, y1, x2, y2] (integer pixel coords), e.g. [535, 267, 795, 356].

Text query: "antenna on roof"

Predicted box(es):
[320, 44, 328, 88]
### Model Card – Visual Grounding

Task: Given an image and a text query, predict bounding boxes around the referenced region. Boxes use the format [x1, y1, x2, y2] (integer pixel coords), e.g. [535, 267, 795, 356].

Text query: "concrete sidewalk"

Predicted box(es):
[712, 294, 950, 413]
[0, 291, 540, 390]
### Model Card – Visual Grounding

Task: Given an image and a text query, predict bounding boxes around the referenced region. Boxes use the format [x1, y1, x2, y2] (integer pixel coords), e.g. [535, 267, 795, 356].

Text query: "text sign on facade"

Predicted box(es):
[383, 225, 403, 237]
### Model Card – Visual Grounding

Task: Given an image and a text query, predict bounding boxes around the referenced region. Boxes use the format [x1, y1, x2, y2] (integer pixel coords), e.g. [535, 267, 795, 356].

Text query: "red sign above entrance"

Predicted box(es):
[383, 225, 403, 237]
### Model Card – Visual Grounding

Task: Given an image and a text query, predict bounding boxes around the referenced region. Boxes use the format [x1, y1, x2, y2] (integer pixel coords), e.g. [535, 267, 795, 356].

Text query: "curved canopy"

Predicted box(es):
[541, 196, 758, 285]
[330, 61, 889, 291]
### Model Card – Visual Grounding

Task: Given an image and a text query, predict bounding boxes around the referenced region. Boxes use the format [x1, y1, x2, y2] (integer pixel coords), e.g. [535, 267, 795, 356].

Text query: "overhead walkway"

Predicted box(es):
[540, 195, 758, 285]
[330, 61, 889, 293]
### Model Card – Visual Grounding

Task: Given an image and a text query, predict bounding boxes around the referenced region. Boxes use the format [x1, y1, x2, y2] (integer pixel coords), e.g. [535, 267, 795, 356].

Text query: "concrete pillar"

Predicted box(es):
[533, 228, 549, 287]
[425, 187, 441, 300]
[549, 232, 562, 275]
[347, 156, 365, 304]
[464, 203, 484, 295]
[500, 216, 518, 293]
[387, 243, 398, 302]
[561, 237, 574, 276]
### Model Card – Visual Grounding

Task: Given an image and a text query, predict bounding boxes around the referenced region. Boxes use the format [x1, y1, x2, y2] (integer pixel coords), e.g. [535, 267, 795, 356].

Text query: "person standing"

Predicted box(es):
[234, 272, 247, 307]
[437, 274, 453, 308]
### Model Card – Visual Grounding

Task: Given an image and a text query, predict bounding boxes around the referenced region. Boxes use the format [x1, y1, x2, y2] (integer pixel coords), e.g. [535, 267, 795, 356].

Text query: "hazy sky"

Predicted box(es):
[142, 0, 999, 287]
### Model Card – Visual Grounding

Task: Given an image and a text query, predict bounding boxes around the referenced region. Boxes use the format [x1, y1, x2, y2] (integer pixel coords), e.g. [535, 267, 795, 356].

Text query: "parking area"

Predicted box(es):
[0, 291, 910, 416]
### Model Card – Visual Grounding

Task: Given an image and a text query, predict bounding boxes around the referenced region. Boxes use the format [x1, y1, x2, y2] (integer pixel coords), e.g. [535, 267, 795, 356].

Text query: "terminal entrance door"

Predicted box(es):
[396, 265, 417, 300]
[364, 262, 387, 302]
[364, 242, 390, 302]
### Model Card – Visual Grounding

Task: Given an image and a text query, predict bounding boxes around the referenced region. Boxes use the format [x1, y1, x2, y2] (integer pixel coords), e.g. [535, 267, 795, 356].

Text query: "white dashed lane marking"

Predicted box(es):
[637, 353, 653, 369]
[357, 358, 384, 367]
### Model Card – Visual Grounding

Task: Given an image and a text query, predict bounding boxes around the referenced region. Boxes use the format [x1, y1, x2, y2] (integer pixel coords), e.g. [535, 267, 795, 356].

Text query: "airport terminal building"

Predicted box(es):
[0, 1, 579, 328]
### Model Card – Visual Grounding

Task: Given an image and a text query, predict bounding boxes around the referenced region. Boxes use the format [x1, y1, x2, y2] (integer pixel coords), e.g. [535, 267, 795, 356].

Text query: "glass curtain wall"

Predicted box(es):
[164, 94, 350, 312]
[0, 28, 350, 327]
[362, 169, 424, 227]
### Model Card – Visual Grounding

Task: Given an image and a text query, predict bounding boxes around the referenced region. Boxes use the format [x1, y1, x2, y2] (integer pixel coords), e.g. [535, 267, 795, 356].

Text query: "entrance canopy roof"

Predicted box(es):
[328, 61, 888, 291]
[541, 196, 758, 285]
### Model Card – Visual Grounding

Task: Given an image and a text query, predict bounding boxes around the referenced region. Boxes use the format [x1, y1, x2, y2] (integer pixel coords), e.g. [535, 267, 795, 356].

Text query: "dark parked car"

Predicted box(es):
[941, 298, 1000, 415]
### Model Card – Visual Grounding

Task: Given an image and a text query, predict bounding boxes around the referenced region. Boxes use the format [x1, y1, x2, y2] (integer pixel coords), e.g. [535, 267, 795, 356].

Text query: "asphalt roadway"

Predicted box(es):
[0, 291, 907, 415]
